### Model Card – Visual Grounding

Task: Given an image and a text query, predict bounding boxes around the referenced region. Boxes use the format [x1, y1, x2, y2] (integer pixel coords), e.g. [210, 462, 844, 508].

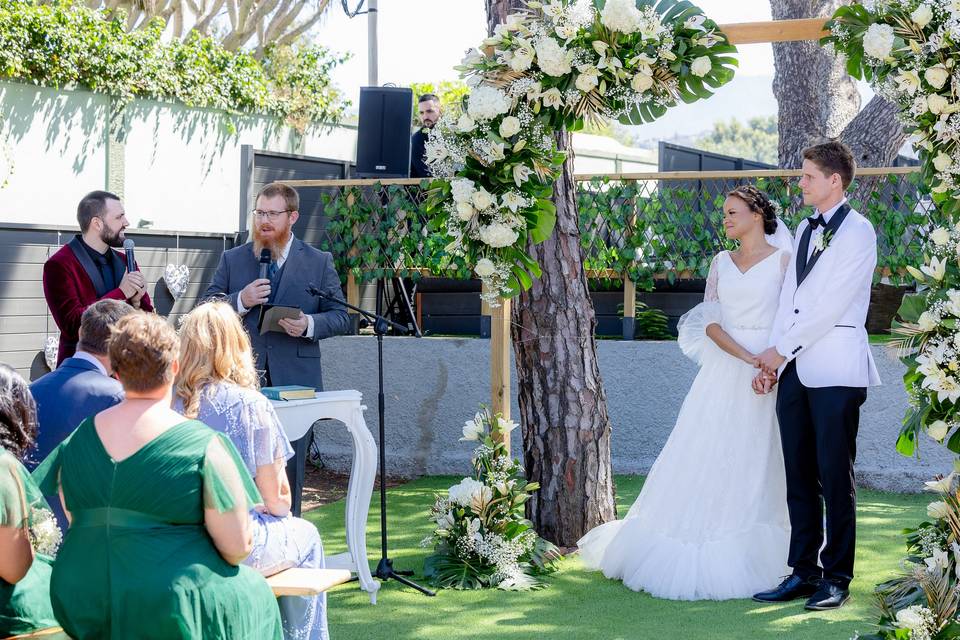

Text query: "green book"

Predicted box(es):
[261, 385, 316, 401]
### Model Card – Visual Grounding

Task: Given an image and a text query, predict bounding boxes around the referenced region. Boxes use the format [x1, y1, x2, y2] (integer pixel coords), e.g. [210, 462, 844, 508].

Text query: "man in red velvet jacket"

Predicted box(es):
[43, 191, 153, 366]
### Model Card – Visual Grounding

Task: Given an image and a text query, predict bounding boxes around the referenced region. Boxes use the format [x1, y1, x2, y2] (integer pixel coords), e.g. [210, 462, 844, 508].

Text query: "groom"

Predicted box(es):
[751, 141, 881, 610]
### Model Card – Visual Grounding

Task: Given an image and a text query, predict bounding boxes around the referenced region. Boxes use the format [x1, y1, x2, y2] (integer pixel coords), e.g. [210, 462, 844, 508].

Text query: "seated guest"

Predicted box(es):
[175, 302, 330, 640]
[32, 313, 283, 639]
[43, 190, 153, 366]
[28, 300, 134, 529]
[203, 182, 350, 516]
[0, 365, 59, 637]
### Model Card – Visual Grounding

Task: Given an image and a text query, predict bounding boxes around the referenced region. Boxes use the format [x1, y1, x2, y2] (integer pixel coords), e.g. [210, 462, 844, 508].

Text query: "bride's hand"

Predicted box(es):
[742, 352, 759, 366]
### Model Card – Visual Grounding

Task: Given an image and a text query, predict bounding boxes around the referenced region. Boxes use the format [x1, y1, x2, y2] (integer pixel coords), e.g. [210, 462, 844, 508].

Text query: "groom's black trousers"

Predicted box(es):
[776, 361, 866, 588]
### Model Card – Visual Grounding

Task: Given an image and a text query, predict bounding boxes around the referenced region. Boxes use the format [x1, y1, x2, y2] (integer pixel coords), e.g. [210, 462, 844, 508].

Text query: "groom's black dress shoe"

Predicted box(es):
[752, 575, 820, 603]
[804, 580, 850, 611]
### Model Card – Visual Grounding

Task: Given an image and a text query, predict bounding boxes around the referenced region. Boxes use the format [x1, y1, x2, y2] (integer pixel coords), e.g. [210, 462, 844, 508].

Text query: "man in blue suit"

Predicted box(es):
[204, 182, 350, 515]
[29, 299, 135, 527]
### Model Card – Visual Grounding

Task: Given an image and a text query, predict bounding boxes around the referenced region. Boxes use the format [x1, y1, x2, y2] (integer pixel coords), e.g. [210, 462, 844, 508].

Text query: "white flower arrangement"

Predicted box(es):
[29, 507, 62, 557]
[423, 0, 737, 304]
[423, 408, 558, 590]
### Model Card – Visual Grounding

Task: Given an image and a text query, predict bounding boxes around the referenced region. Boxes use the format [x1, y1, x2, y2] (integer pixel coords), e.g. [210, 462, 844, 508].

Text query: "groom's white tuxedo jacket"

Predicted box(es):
[769, 200, 882, 389]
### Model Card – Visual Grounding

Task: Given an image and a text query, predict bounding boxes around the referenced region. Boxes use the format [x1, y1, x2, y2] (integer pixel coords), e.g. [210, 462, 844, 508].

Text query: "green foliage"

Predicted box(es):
[409, 80, 470, 120]
[617, 297, 672, 339]
[319, 172, 933, 288]
[694, 115, 778, 165]
[0, 0, 348, 131]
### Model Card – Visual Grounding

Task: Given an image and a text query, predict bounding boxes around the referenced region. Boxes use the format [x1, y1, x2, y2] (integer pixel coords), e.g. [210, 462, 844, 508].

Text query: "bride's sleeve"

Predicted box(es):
[676, 254, 723, 366]
[779, 250, 792, 284]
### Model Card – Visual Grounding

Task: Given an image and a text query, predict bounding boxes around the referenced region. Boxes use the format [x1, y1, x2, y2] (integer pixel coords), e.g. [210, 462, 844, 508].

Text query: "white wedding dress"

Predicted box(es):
[578, 248, 792, 600]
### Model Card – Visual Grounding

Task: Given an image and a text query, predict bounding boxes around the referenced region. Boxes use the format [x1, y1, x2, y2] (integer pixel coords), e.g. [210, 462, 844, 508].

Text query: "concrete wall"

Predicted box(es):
[313, 335, 949, 493]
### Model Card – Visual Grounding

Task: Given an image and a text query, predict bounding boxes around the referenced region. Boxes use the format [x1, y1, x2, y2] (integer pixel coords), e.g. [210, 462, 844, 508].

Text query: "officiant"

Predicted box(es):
[203, 181, 350, 514]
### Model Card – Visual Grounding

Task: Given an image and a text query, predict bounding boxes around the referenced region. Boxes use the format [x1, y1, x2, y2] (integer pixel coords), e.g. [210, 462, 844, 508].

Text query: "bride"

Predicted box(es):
[578, 185, 793, 600]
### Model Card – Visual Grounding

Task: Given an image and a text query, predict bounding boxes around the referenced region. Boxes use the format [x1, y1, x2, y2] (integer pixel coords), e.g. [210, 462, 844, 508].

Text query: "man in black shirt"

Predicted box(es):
[410, 93, 441, 178]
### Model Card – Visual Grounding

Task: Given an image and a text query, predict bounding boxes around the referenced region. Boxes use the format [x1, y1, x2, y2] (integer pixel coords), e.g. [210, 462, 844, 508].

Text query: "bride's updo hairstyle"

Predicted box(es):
[727, 185, 778, 235]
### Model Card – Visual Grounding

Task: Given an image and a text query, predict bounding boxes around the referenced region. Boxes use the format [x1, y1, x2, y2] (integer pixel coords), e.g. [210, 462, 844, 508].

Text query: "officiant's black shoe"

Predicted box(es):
[752, 575, 820, 603]
[804, 580, 849, 611]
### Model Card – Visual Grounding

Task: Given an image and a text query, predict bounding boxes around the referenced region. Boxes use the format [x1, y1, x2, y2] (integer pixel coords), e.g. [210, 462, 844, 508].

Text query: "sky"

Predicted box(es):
[311, 0, 869, 140]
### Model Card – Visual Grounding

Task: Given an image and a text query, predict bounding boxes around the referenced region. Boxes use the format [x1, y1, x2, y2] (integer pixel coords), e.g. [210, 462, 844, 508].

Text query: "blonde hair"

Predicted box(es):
[109, 312, 178, 393]
[175, 302, 260, 419]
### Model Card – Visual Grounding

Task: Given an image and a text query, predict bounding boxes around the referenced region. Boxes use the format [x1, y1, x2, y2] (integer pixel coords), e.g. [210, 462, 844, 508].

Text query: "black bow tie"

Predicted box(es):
[808, 214, 827, 230]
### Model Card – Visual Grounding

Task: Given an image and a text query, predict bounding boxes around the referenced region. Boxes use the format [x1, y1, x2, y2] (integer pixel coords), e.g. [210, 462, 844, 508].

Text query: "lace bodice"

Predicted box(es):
[704, 249, 790, 332]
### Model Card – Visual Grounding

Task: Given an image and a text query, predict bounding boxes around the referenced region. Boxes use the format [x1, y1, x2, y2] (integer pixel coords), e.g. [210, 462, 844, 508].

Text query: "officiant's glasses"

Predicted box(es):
[251, 209, 292, 220]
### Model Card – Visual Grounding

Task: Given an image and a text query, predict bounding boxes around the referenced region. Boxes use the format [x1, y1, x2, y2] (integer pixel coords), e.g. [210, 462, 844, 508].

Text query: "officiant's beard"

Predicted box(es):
[252, 224, 292, 260]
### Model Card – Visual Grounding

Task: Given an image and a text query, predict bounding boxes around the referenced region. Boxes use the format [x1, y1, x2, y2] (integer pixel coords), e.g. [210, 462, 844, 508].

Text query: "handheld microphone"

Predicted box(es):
[123, 239, 137, 272]
[258, 248, 271, 280]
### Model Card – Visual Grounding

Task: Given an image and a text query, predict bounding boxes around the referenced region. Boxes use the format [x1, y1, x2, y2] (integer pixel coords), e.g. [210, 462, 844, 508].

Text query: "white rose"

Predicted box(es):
[540, 87, 564, 109]
[499, 116, 521, 138]
[467, 85, 511, 121]
[575, 69, 599, 92]
[912, 4, 934, 28]
[456, 201, 476, 221]
[932, 226, 952, 245]
[456, 113, 476, 133]
[926, 65, 950, 90]
[863, 23, 895, 60]
[918, 311, 939, 332]
[928, 500, 951, 519]
[448, 477, 485, 506]
[690, 56, 712, 77]
[928, 93, 950, 115]
[479, 222, 520, 248]
[896, 605, 926, 631]
[534, 37, 573, 77]
[926, 419, 951, 441]
[474, 258, 496, 278]
[631, 71, 654, 92]
[451, 178, 476, 204]
[600, 0, 641, 34]
[472, 188, 494, 210]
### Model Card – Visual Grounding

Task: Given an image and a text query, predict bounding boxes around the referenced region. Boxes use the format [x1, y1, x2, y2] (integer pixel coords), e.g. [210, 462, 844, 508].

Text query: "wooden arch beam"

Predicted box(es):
[717, 18, 830, 45]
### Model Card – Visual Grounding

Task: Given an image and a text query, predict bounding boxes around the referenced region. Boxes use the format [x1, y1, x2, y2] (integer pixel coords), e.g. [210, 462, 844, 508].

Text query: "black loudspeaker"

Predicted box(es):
[356, 86, 414, 178]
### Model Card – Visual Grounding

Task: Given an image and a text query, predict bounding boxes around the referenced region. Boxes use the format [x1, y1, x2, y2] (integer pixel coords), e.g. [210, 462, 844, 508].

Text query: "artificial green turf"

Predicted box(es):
[303, 475, 927, 640]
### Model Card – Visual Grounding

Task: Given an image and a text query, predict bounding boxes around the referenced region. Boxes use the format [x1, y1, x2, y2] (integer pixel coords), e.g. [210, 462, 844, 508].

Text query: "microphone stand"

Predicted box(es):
[305, 285, 435, 597]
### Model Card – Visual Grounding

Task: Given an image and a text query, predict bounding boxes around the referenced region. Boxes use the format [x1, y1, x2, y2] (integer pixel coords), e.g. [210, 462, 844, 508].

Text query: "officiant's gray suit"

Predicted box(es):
[203, 237, 350, 391]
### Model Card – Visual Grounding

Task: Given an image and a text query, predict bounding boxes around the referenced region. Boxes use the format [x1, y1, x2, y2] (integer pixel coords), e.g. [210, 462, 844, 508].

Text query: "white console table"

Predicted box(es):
[271, 390, 380, 603]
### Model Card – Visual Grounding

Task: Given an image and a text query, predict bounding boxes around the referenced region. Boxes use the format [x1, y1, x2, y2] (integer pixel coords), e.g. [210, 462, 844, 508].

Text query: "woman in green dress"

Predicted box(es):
[0, 364, 60, 637]
[33, 312, 283, 639]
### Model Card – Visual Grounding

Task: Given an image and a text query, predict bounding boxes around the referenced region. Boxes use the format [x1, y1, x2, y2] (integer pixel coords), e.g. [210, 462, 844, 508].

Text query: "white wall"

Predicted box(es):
[0, 81, 661, 234]
[0, 82, 108, 226]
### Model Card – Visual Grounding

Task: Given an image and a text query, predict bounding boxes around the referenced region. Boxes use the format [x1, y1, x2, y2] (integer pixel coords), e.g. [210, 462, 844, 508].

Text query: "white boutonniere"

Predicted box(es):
[812, 229, 834, 253]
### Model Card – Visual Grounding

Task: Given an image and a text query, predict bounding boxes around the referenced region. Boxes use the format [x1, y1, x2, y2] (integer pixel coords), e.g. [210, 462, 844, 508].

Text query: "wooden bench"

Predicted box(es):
[5, 628, 67, 639]
[266, 568, 352, 597]
[3, 570, 351, 639]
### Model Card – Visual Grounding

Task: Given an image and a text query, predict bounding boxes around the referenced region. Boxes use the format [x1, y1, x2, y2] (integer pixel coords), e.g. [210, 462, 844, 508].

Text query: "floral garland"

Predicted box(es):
[423, 0, 737, 304]
[421, 408, 560, 590]
[822, 4, 960, 637]
[822, 2, 960, 453]
[854, 473, 960, 640]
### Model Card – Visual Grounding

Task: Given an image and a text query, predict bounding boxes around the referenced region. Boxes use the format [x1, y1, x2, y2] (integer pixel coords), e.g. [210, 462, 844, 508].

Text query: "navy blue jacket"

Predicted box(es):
[28, 356, 123, 528]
